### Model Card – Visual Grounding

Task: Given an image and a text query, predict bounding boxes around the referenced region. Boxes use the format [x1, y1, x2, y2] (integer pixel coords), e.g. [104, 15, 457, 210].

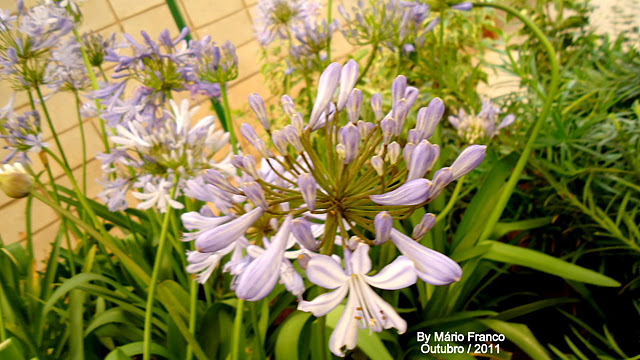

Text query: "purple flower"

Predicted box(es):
[370, 178, 432, 206]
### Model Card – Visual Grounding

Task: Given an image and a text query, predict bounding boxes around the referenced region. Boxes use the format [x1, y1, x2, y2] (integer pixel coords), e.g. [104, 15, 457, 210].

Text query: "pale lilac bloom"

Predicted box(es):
[448, 98, 515, 143]
[299, 243, 416, 357]
[254, 0, 320, 46]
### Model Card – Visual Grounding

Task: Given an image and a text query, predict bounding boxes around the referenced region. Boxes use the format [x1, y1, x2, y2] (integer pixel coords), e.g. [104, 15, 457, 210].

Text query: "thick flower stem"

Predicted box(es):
[219, 83, 239, 155]
[471, 2, 560, 243]
[231, 299, 245, 360]
[314, 316, 327, 360]
[142, 184, 178, 360]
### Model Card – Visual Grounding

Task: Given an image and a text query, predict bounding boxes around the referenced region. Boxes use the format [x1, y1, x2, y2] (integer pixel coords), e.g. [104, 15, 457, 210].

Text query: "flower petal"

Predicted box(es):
[307, 254, 349, 289]
[298, 284, 349, 317]
[348, 243, 372, 275]
[363, 256, 416, 290]
[328, 292, 359, 357]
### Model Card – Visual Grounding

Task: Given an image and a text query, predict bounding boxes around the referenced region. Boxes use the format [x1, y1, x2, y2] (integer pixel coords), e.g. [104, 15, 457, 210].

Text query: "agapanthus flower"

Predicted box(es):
[187, 36, 238, 96]
[253, 0, 320, 46]
[81, 31, 116, 67]
[0, 1, 73, 89]
[338, 0, 403, 47]
[46, 37, 88, 91]
[97, 99, 232, 212]
[0, 162, 33, 198]
[180, 60, 484, 326]
[0, 96, 48, 164]
[448, 98, 515, 143]
[299, 242, 417, 356]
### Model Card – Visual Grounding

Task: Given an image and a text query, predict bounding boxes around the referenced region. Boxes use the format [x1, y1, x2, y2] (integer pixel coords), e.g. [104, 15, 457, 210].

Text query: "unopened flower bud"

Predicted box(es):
[416, 98, 444, 141]
[339, 123, 360, 164]
[450, 145, 486, 179]
[357, 120, 374, 138]
[281, 94, 296, 116]
[283, 125, 303, 152]
[413, 213, 436, 239]
[391, 75, 407, 106]
[243, 181, 268, 209]
[370, 93, 384, 121]
[309, 62, 341, 130]
[292, 218, 319, 251]
[380, 116, 395, 144]
[371, 155, 383, 176]
[346, 89, 363, 123]
[337, 59, 359, 111]
[402, 142, 416, 164]
[297, 253, 311, 270]
[297, 173, 317, 211]
[374, 211, 393, 245]
[248, 93, 269, 131]
[0, 163, 32, 198]
[387, 141, 401, 165]
[272, 130, 288, 155]
[407, 140, 440, 181]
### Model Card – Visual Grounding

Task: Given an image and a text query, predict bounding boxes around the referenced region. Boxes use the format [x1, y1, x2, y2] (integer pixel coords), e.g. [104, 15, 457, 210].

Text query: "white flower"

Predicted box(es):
[298, 243, 417, 357]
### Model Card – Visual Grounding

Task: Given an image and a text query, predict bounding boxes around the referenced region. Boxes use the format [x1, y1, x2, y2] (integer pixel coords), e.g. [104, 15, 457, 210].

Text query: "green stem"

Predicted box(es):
[435, 176, 464, 225]
[35, 86, 71, 170]
[250, 302, 264, 360]
[231, 299, 244, 360]
[357, 43, 378, 85]
[0, 288, 4, 342]
[165, 0, 191, 41]
[142, 183, 179, 360]
[73, 28, 110, 153]
[315, 316, 327, 360]
[472, 2, 560, 242]
[219, 83, 239, 155]
[73, 90, 87, 193]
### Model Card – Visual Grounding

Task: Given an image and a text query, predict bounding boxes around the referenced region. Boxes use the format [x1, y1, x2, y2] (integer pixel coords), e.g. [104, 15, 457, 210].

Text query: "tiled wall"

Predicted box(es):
[0, 0, 355, 263]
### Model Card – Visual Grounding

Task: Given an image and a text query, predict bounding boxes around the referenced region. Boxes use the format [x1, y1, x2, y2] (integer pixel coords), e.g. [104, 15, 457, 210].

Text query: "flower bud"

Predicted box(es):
[248, 93, 269, 131]
[387, 141, 401, 165]
[281, 94, 296, 116]
[380, 116, 395, 144]
[0, 163, 32, 198]
[357, 120, 374, 138]
[283, 125, 303, 152]
[339, 123, 360, 164]
[370, 93, 384, 121]
[309, 62, 341, 130]
[272, 130, 288, 155]
[407, 140, 440, 181]
[337, 59, 359, 111]
[402, 142, 415, 164]
[391, 75, 407, 106]
[374, 211, 393, 245]
[242, 181, 268, 209]
[371, 155, 383, 176]
[450, 145, 486, 179]
[416, 98, 444, 141]
[297, 173, 317, 211]
[346, 89, 363, 123]
[292, 218, 319, 251]
[412, 213, 436, 239]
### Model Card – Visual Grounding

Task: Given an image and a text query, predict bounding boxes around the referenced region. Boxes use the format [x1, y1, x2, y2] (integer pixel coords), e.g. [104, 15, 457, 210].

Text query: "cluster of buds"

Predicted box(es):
[189, 36, 238, 87]
[448, 98, 515, 144]
[181, 59, 486, 356]
[0, 95, 47, 164]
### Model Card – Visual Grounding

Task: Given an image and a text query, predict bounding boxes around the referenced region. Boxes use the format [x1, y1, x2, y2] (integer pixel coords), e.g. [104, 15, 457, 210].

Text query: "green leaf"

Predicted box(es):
[478, 319, 550, 360]
[492, 217, 554, 239]
[326, 305, 394, 360]
[0, 338, 25, 360]
[480, 240, 621, 287]
[275, 312, 312, 360]
[104, 342, 170, 360]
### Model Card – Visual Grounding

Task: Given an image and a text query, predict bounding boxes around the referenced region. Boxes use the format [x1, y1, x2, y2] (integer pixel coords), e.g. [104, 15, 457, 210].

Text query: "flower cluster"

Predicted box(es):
[448, 98, 515, 143]
[97, 99, 232, 212]
[180, 59, 486, 356]
[0, 0, 74, 89]
[92, 28, 239, 128]
[0, 95, 47, 164]
[253, 0, 320, 47]
[287, 18, 339, 74]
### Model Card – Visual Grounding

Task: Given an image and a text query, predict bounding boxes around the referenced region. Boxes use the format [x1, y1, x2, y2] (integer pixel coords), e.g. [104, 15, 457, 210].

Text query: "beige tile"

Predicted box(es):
[77, 0, 117, 33]
[227, 73, 272, 111]
[0, 79, 30, 110]
[197, 10, 254, 47]
[236, 40, 262, 81]
[39, 91, 83, 139]
[0, 191, 58, 245]
[107, 0, 164, 19]
[55, 159, 104, 200]
[182, 0, 244, 28]
[121, 4, 179, 41]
